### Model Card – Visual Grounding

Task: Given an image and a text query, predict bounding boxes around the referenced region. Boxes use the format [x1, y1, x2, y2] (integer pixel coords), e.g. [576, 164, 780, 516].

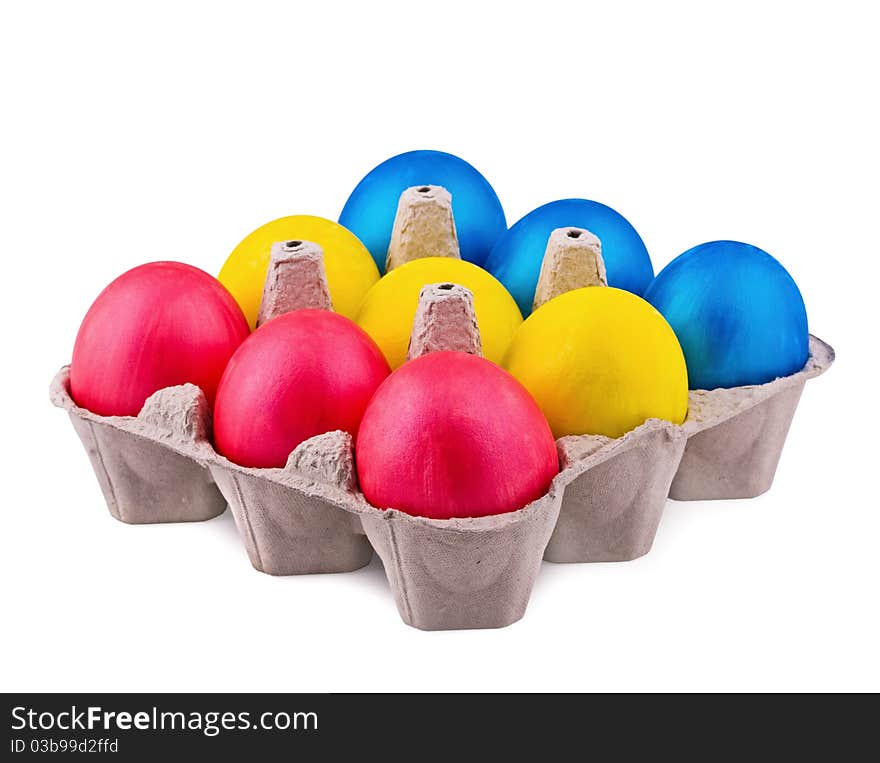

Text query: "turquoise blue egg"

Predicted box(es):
[644, 241, 809, 390]
[484, 199, 654, 316]
[339, 150, 506, 273]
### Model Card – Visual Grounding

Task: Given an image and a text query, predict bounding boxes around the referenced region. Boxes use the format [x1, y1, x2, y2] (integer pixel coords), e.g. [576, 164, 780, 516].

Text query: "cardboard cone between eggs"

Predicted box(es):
[256, 239, 332, 325]
[533, 226, 607, 310]
[386, 185, 460, 270]
[406, 282, 483, 360]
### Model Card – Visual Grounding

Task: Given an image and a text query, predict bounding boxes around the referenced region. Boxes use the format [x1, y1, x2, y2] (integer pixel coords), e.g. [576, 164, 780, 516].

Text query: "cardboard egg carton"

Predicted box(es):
[51, 186, 834, 630]
[50, 277, 565, 630]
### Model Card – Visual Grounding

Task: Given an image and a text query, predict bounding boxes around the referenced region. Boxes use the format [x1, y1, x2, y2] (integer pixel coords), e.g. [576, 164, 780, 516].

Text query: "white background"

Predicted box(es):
[1, 1, 877, 692]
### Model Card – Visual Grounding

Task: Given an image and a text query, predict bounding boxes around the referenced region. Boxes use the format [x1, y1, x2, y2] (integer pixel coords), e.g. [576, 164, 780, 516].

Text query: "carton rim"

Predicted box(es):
[50, 333, 834, 529]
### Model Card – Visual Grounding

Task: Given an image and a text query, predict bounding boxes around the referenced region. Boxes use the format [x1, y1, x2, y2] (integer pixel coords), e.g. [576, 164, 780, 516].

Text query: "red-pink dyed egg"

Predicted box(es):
[70, 261, 250, 417]
[356, 351, 559, 519]
[213, 309, 390, 468]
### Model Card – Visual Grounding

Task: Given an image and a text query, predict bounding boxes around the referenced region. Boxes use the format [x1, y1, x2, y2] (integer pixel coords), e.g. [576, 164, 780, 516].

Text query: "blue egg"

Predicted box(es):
[339, 150, 507, 273]
[644, 241, 809, 390]
[484, 199, 655, 316]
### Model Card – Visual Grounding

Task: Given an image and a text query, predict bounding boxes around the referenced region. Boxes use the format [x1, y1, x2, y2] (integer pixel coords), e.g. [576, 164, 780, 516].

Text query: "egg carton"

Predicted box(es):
[51, 187, 834, 629]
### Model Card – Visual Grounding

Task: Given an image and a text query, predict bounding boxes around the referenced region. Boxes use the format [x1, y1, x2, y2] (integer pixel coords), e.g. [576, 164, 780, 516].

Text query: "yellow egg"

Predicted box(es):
[503, 287, 688, 439]
[218, 215, 380, 328]
[355, 258, 523, 370]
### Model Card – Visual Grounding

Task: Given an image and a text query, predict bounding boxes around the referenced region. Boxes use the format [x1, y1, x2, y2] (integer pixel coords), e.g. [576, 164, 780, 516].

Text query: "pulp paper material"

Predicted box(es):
[533, 226, 607, 311]
[359, 485, 563, 630]
[557, 433, 613, 463]
[546, 420, 686, 563]
[50, 374, 224, 524]
[407, 283, 482, 360]
[209, 454, 373, 577]
[670, 335, 834, 500]
[257, 240, 331, 325]
[285, 430, 357, 492]
[51, 366, 558, 627]
[386, 185, 460, 271]
[211, 430, 371, 576]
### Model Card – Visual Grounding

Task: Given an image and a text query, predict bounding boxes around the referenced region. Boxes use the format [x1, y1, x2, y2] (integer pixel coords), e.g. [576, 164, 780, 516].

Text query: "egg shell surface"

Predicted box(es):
[503, 286, 688, 439]
[70, 261, 250, 417]
[213, 309, 390, 468]
[356, 351, 559, 519]
[644, 240, 809, 389]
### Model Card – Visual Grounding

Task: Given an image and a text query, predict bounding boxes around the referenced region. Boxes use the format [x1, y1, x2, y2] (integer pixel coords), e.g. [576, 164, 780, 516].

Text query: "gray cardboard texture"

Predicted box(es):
[209, 434, 374, 576]
[533, 226, 607, 311]
[670, 335, 834, 500]
[358, 486, 563, 630]
[257, 240, 331, 325]
[386, 185, 460, 270]
[406, 282, 483, 360]
[50, 376, 225, 524]
[51, 186, 835, 629]
[529, 224, 683, 562]
[546, 420, 686, 563]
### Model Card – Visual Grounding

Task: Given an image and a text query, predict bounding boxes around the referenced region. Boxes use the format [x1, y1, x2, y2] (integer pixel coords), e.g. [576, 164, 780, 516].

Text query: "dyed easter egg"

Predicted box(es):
[70, 262, 249, 417]
[339, 150, 507, 271]
[356, 352, 558, 519]
[485, 199, 654, 316]
[213, 310, 390, 468]
[355, 257, 523, 369]
[644, 240, 809, 389]
[218, 215, 379, 329]
[503, 287, 688, 439]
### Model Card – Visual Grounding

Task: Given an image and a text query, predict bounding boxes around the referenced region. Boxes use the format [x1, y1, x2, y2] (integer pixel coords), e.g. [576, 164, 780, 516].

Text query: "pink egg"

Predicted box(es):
[71, 261, 250, 417]
[213, 310, 390, 468]
[356, 351, 559, 519]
